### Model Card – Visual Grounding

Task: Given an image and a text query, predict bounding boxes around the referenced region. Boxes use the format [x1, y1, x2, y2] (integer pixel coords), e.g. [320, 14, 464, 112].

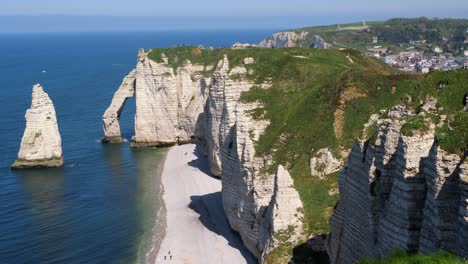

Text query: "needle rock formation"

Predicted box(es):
[12, 84, 63, 169]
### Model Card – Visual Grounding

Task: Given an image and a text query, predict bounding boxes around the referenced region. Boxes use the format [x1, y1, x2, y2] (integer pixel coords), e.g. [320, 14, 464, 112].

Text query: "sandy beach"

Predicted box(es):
[153, 144, 255, 264]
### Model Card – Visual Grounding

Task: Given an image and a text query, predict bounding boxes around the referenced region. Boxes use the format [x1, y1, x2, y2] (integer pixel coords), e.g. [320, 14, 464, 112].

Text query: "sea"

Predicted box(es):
[0, 29, 274, 264]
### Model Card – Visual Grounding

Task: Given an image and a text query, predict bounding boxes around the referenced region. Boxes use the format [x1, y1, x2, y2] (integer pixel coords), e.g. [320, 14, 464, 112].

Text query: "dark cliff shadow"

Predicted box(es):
[187, 143, 218, 179]
[293, 235, 330, 264]
[419, 141, 466, 253]
[189, 192, 256, 263]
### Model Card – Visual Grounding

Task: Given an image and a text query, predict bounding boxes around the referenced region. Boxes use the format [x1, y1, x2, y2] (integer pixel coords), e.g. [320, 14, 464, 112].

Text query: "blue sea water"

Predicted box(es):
[0, 30, 274, 264]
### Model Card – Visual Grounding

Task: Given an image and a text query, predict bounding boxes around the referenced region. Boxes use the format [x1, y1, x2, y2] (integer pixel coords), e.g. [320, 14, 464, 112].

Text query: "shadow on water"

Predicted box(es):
[15, 167, 66, 209]
[189, 192, 257, 264]
[14, 168, 68, 263]
[187, 143, 218, 179]
[102, 142, 126, 176]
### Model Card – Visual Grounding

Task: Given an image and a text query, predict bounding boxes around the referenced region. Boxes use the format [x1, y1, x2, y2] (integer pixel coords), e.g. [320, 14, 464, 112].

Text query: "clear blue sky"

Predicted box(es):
[2, 0, 467, 16]
[0, 0, 467, 32]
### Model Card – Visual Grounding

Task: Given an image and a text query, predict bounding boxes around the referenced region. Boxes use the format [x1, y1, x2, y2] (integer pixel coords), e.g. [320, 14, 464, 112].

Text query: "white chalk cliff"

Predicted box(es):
[102, 70, 136, 143]
[259, 31, 332, 49]
[259, 31, 310, 48]
[132, 50, 208, 147]
[204, 57, 304, 260]
[104, 52, 305, 261]
[12, 84, 63, 168]
[102, 49, 208, 147]
[326, 102, 468, 263]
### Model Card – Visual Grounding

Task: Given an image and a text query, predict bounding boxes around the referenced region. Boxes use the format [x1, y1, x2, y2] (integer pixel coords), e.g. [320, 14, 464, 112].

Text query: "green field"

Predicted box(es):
[360, 251, 466, 264]
[269, 17, 468, 55]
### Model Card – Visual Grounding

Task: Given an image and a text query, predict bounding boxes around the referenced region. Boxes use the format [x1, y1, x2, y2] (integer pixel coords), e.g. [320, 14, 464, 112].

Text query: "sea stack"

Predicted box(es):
[12, 84, 63, 169]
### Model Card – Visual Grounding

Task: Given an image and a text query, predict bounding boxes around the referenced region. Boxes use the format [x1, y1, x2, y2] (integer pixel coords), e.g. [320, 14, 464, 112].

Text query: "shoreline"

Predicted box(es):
[150, 143, 256, 264]
[144, 149, 169, 264]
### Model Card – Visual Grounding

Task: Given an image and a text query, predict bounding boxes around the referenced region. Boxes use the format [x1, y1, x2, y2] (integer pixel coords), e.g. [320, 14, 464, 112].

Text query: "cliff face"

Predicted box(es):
[132, 50, 208, 147]
[259, 31, 332, 49]
[204, 56, 304, 260]
[326, 103, 467, 263]
[103, 52, 305, 261]
[103, 50, 208, 147]
[12, 84, 63, 168]
[259, 31, 310, 48]
[311, 35, 332, 49]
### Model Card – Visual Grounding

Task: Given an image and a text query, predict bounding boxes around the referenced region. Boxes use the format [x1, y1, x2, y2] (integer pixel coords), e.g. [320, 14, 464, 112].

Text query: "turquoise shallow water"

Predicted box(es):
[0, 30, 273, 264]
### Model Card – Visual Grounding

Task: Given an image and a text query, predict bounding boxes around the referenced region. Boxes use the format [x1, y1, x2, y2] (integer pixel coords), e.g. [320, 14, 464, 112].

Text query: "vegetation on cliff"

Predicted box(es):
[146, 47, 467, 262]
[360, 251, 466, 264]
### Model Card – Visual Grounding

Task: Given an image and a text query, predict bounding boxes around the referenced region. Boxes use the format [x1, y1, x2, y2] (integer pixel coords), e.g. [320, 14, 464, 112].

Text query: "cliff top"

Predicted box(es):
[145, 46, 467, 238]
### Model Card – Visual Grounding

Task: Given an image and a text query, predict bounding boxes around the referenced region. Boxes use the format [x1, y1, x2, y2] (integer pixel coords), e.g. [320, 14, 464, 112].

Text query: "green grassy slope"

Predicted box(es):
[360, 251, 466, 264]
[288, 17, 468, 55]
[147, 47, 468, 262]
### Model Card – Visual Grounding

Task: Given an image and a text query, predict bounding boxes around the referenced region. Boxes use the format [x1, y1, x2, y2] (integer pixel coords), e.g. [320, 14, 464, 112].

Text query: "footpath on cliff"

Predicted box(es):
[154, 144, 256, 264]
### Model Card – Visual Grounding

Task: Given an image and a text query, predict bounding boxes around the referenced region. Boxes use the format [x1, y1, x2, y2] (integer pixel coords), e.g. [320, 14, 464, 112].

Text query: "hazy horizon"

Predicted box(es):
[1, 0, 467, 33]
[1, 14, 468, 33]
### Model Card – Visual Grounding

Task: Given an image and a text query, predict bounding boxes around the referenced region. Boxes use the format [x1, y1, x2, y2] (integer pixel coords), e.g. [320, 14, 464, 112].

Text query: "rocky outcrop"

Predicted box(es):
[259, 31, 309, 48]
[261, 165, 304, 258]
[311, 35, 333, 49]
[310, 148, 343, 179]
[326, 103, 467, 263]
[102, 70, 136, 143]
[12, 84, 63, 169]
[232, 42, 258, 49]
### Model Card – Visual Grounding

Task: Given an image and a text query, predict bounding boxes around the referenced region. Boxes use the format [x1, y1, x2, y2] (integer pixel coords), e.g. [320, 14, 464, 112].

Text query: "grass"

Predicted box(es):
[436, 112, 468, 156]
[401, 116, 431, 136]
[360, 251, 466, 264]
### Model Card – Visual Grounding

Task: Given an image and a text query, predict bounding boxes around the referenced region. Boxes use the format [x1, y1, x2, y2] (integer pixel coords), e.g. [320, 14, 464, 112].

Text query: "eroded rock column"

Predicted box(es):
[12, 84, 63, 168]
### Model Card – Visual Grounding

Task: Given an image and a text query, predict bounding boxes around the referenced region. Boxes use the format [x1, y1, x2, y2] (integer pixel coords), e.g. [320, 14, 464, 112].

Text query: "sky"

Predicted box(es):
[1, 0, 467, 32]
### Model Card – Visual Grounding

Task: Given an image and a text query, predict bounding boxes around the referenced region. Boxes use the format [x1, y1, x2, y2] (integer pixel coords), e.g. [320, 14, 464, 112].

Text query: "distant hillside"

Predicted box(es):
[260, 17, 468, 55]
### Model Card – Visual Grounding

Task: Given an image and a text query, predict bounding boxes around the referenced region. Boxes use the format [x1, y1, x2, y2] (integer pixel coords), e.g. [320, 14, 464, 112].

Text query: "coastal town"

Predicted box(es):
[365, 35, 468, 73]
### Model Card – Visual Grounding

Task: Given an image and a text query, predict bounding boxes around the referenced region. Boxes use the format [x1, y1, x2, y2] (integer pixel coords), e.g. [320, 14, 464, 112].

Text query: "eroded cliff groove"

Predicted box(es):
[326, 103, 467, 263]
